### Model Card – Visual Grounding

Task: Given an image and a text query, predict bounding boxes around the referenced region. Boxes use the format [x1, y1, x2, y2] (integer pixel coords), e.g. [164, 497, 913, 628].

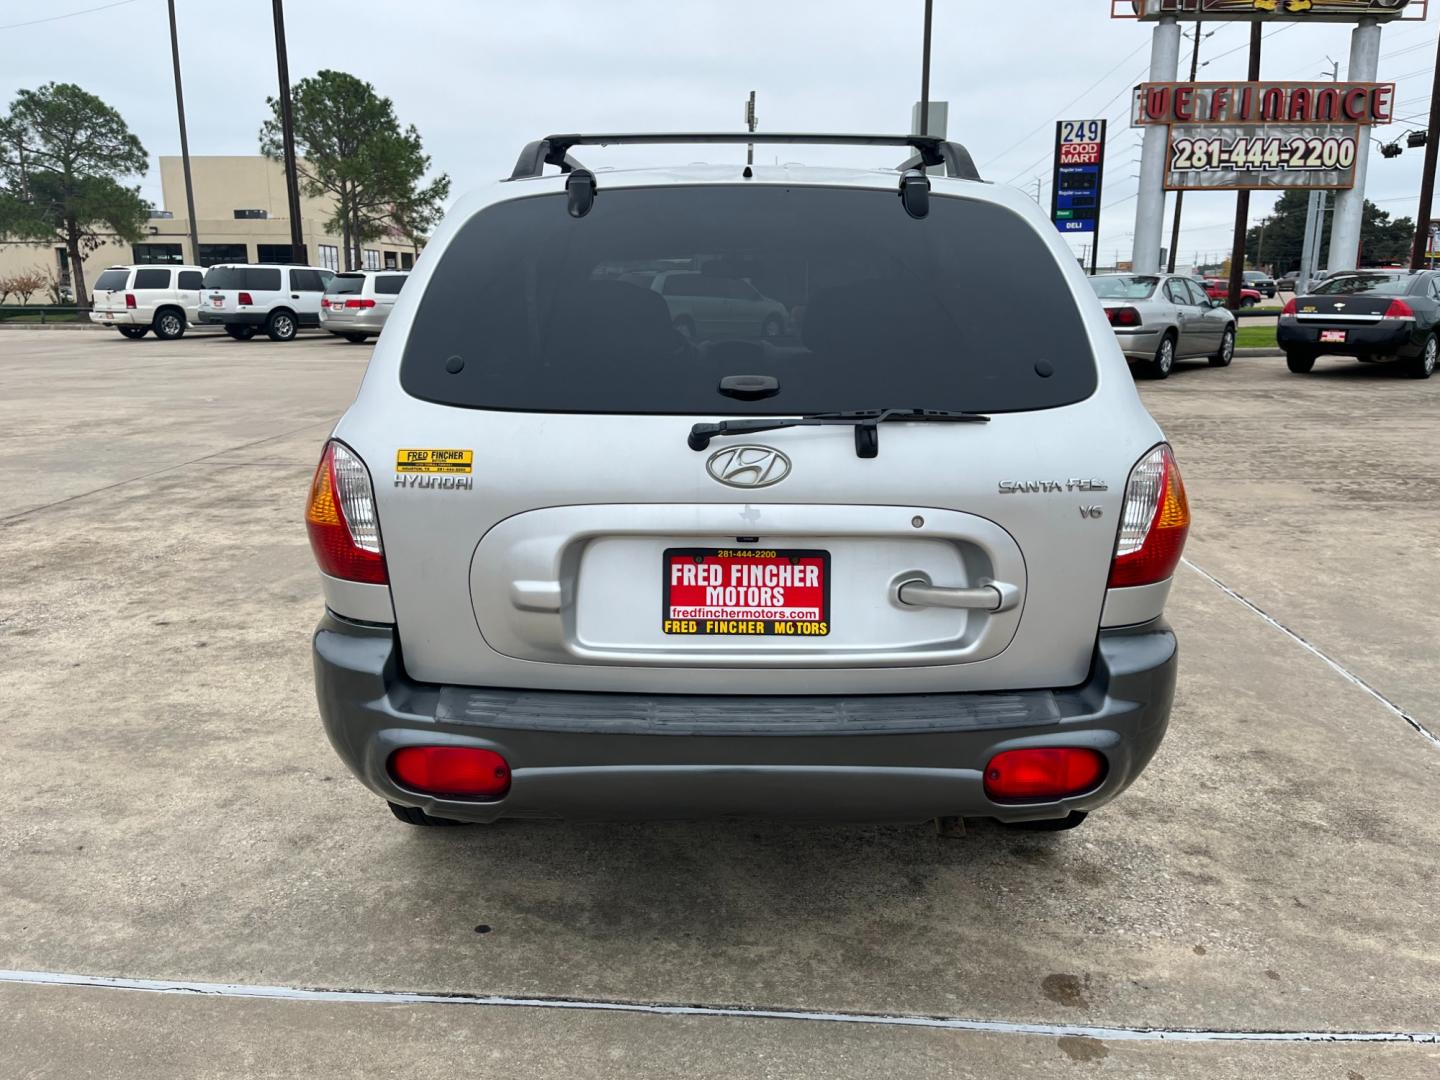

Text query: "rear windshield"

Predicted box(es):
[1312, 273, 1409, 296]
[1088, 275, 1157, 300]
[400, 186, 1097, 415]
[95, 269, 129, 291]
[328, 274, 366, 295]
[203, 267, 281, 291]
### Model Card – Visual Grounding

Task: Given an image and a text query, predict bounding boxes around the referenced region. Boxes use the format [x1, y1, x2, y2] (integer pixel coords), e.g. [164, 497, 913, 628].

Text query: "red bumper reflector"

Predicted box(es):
[389, 746, 511, 799]
[984, 748, 1106, 802]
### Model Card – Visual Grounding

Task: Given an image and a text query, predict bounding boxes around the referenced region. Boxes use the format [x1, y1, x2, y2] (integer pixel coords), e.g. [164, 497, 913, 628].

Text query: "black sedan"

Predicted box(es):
[1278, 270, 1440, 379]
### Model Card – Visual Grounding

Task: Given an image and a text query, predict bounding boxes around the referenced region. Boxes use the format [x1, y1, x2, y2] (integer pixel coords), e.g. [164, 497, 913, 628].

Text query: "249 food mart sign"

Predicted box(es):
[1134, 80, 1395, 189]
[1051, 119, 1107, 234]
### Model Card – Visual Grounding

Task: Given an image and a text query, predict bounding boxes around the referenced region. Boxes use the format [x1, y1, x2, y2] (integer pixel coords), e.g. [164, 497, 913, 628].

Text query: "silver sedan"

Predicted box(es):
[1087, 273, 1236, 379]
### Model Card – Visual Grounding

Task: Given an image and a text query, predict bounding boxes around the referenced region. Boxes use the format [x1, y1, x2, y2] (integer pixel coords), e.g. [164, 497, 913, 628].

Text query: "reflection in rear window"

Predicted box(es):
[400, 187, 1097, 415]
[1088, 275, 1157, 300]
[329, 274, 365, 295]
[1312, 274, 1409, 296]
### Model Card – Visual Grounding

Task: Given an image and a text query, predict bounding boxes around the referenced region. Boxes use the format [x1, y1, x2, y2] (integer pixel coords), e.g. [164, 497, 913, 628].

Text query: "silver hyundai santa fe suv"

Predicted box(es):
[308, 133, 1188, 831]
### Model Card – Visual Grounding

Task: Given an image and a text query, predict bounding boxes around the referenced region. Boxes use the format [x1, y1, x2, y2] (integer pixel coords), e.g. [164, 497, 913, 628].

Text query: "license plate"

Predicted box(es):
[211, 297, 223, 308]
[1320, 329, 1347, 343]
[663, 548, 830, 636]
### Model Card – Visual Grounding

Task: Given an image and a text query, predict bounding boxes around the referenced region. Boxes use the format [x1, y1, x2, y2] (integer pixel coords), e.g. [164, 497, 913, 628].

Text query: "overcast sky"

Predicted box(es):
[3, 0, 1434, 267]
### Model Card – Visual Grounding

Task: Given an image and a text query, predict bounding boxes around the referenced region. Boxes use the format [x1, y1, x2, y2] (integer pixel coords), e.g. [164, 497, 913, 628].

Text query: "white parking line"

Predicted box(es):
[1, 968, 1436, 1044]
[1183, 558, 1439, 750]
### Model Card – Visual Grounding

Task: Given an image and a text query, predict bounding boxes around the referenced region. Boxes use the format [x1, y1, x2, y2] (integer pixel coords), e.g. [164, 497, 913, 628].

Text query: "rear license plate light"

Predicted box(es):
[663, 547, 830, 636]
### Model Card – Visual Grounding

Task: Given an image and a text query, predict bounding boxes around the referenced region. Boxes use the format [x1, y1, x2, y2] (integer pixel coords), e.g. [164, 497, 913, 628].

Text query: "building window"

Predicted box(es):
[383, 251, 398, 270]
[233, 209, 269, 220]
[363, 249, 380, 270]
[198, 244, 247, 267]
[257, 244, 294, 264]
[132, 243, 184, 265]
[400, 252, 414, 270]
[317, 244, 339, 272]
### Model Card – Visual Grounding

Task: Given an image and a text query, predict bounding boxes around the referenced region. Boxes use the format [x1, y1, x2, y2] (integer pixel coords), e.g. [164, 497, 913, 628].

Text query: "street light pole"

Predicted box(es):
[271, 0, 307, 265]
[1409, 28, 1440, 270]
[167, 0, 200, 265]
[919, 0, 933, 135]
[1226, 23, 1262, 311]
[745, 91, 756, 166]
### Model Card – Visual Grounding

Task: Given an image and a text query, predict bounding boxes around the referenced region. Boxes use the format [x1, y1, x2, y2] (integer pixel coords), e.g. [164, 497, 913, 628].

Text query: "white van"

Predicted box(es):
[89, 264, 206, 340]
[320, 270, 410, 342]
[197, 264, 335, 341]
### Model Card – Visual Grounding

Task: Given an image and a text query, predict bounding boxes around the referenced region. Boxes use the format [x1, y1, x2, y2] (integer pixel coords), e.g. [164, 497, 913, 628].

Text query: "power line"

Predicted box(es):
[982, 38, 1152, 171]
[0, 0, 143, 31]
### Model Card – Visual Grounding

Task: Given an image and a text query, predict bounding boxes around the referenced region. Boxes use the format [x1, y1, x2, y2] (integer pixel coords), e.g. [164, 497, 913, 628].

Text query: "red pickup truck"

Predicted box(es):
[1200, 278, 1262, 308]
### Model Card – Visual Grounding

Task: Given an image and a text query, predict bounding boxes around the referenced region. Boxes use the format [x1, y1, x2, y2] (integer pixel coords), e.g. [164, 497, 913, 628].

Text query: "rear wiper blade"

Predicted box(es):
[687, 407, 990, 459]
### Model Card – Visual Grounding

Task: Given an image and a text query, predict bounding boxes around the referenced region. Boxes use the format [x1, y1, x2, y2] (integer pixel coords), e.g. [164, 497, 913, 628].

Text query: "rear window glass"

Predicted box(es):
[400, 186, 1097, 415]
[1312, 273, 1409, 296]
[1088, 275, 1157, 300]
[95, 269, 130, 291]
[375, 275, 407, 295]
[203, 267, 282, 291]
[329, 274, 366, 295]
[133, 268, 170, 290]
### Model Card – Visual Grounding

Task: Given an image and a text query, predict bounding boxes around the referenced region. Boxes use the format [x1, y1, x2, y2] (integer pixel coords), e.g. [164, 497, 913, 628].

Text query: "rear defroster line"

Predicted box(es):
[1, 969, 1437, 1044]
[1182, 558, 1440, 751]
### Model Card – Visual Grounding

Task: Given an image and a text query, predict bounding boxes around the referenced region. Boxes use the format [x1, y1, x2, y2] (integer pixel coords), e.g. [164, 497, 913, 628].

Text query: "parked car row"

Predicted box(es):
[88, 263, 408, 342]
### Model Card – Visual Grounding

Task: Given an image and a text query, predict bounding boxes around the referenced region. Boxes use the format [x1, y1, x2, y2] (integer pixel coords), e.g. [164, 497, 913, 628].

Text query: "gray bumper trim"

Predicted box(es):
[313, 613, 1177, 823]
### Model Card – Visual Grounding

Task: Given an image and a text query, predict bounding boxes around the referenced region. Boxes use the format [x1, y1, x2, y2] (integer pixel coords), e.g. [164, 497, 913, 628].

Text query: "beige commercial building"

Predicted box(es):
[0, 156, 420, 302]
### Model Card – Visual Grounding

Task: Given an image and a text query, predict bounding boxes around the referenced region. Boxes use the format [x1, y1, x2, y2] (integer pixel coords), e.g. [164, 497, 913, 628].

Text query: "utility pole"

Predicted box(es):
[745, 91, 757, 166]
[1167, 21, 1205, 273]
[271, 0, 307, 265]
[1226, 23, 1262, 311]
[919, 0, 933, 135]
[1033, 176, 1043, 205]
[167, 0, 200, 265]
[1409, 29, 1440, 270]
[1300, 59, 1341, 289]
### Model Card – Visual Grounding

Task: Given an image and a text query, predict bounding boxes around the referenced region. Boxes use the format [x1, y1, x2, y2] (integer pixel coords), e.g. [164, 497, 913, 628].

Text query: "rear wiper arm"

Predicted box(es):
[687, 408, 990, 459]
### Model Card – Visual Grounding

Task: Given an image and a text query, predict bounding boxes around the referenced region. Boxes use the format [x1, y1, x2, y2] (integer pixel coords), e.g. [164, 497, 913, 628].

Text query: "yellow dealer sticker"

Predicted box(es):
[395, 449, 474, 474]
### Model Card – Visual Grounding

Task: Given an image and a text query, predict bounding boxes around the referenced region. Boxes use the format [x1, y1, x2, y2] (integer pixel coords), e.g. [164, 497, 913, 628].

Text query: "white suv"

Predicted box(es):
[89, 264, 206, 340]
[307, 133, 1188, 832]
[197, 263, 335, 341]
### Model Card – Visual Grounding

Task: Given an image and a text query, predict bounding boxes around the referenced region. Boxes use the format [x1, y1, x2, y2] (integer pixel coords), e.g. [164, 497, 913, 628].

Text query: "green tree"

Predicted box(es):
[1246, 190, 1416, 273]
[0, 83, 149, 309]
[260, 70, 449, 271]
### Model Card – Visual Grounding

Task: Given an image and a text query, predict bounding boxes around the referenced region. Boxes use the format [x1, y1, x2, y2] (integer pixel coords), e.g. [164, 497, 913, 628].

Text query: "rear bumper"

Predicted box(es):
[313, 613, 1178, 824]
[197, 310, 266, 327]
[321, 310, 386, 331]
[1113, 326, 1166, 362]
[1278, 319, 1420, 357]
[89, 311, 140, 327]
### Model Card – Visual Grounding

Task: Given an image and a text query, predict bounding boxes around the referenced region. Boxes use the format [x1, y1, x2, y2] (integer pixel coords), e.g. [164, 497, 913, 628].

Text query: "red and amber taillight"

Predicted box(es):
[305, 441, 387, 584]
[1109, 444, 1190, 589]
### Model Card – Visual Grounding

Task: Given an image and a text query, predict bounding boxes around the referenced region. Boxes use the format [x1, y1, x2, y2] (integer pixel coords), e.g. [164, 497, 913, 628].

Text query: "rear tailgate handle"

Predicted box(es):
[895, 578, 1019, 613]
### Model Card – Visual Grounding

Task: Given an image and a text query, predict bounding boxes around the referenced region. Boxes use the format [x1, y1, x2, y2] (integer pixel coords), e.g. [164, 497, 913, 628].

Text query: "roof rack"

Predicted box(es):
[508, 132, 981, 182]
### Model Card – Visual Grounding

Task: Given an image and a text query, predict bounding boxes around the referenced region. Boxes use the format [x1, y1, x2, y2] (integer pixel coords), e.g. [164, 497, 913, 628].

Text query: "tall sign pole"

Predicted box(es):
[1226, 24, 1263, 311]
[1327, 17, 1383, 270]
[1133, 15, 1181, 274]
[919, 0, 933, 135]
[1167, 21, 1203, 273]
[271, 0, 307, 265]
[167, 0, 200, 264]
[1409, 28, 1440, 270]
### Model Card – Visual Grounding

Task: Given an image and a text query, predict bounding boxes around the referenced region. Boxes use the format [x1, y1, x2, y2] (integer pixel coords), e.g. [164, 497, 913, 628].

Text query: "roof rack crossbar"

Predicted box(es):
[506, 133, 981, 182]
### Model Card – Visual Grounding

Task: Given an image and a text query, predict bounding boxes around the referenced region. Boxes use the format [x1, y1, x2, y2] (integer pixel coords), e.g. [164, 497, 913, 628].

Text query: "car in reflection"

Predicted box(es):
[637, 270, 790, 341]
[1087, 272, 1236, 379]
[1277, 269, 1439, 378]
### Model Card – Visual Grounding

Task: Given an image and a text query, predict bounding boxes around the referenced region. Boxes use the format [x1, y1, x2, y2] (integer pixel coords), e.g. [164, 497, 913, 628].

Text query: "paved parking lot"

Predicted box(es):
[1, 331, 1438, 1077]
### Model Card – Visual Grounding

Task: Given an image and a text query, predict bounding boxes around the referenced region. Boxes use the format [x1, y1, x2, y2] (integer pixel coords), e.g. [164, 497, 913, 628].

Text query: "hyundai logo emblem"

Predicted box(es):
[706, 445, 791, 488]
